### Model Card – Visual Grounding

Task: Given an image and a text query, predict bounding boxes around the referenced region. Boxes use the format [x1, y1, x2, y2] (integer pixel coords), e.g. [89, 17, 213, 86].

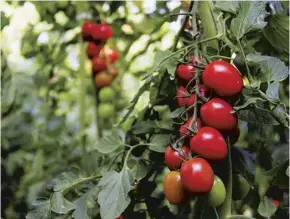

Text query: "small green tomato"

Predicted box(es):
[208, 175, 226, 207]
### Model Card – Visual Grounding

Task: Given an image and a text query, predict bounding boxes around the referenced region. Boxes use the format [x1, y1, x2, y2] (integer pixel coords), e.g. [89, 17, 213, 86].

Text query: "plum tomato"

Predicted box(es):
[176, 86, 189, 107]
[164, 145, 190, 170]
[176, 64, 195, 81]
[207, 175, 226, 207]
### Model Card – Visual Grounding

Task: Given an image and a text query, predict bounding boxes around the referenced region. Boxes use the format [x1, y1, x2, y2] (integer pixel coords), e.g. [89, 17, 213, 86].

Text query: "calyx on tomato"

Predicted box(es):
[164, 145, 190, 170]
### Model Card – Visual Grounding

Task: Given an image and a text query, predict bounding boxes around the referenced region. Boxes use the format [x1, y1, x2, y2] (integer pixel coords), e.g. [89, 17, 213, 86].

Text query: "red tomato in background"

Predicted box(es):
[95, 72, 113, 88]
[163, 171, 188, 204]
[176, 64, 196, 81]
[202, 60, 243, 97]
[164, 145, 190, 170]
[81, 21, 94, 41]
[92, 56, 107, 73]
[200, 98, 238, 131]
[176, 86, 189, 107]
[180, 157, 214, 193]
[271, 199, 279, 207]
[86, 42, 102, 59]
[91, 23, 113, 41]
[190, 127, 227, 160]
[102, 47, 119, 63]
[179, 117, 203, 136]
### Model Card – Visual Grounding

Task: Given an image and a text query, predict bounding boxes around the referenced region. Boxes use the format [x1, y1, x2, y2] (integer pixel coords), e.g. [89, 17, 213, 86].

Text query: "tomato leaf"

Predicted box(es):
[266, 82, 280, 103]
[97, 167, 134, 219]
[246, 53, 289, 83]
[170, 107, 185, 118]
[72, 186, 99, 219]
[263, 14, 289, 55]
[258, 196, 278, 217]
[50, 192, 75, 214]
[230, 1, 268, 39]
[132, 120, 157, 135]
[272, 103, 288, 127]
[26, 199, 51, 219]
[94, 129, 124, 154]
[129, 159, 150, 180]
[51, 169, 84, 192]
[233, 97, 265, 111]
[215, 1, 239, 14]
[148, 134, 171, 153]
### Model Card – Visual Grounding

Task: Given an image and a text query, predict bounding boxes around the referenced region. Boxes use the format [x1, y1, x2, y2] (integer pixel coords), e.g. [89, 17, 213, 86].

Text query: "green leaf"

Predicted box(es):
[148, 134, 171, 153]
[263, 14, 289, 55]
[215, 1, 239, 14]
[238, 106, 279, 125]
[233, 97, 264, 111]
[26, 200, 51, 219]
[258, 196, 277, 217]
[272, 103, 288, 127]
[166, 58, 178, 77]
[51, 192, 75, 214]
[130, 159, 150, 180]
[132, 120, 157, 135]
[170, 107, 185, 118]
[230, 1, 267, 39]
[73, 186, 99, 219]
[51, 170, 84, 192]
[95, 129, 124, 154]
[266, 82, 280, 102]
[246, 54, 289, 82]
[97, 168, 134, 219]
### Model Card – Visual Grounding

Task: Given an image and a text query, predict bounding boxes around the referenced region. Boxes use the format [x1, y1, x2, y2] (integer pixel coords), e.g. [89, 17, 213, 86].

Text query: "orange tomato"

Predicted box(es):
[95, 72, 113, 88]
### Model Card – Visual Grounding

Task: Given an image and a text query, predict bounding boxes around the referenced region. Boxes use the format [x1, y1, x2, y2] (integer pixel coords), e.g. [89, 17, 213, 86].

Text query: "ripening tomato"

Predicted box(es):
[98, 103, 115, 118]
[102, 47, 119, 63]
[200, 98, 238, 131]
[190, 127, 227, 160]
[202, 60, 243, 97]
[91, 23, 113, 41]
[176, 86, 189, 107]
[164, 145, 190, 170]
[271, 199, 279, 208]
[176, 64, 195, 81]
[81, 21, 94, 41]
[179, 117, 203, 136]
[92, 56, 107, 73]
[180, 157, 214, 193]
[163, 171, 188, 204]
[86, 42, 102, 59]
[95, 72, 114, 88]
[232, 174, 250, 200]
[222, 126, 240, 145]
[207, 175, 226, 207]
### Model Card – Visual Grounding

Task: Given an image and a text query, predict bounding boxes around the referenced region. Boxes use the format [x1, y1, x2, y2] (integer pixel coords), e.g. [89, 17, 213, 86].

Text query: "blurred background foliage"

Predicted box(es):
[1, 1, 185, 218]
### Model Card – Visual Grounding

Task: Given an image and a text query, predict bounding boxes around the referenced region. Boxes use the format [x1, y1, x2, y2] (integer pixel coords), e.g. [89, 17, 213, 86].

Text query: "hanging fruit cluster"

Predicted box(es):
[163, 57, 244, 207]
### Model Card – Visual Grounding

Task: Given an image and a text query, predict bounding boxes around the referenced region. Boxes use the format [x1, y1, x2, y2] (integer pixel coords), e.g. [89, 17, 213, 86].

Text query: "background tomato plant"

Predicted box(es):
[1, 1, 289, 219]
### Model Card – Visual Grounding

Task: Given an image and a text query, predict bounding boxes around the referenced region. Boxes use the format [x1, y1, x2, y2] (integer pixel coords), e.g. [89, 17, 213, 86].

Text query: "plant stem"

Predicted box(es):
[237, 38, 253, 83]
[79, 35, 90, 176]
[91, 74, 102, 139]
[123, 144, 148, 168]
[209, 55, 233, 60]
[197, 33, 223, 44]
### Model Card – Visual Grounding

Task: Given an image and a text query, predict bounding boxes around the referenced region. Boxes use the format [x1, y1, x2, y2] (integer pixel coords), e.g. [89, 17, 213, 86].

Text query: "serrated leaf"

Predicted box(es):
[264, 14, 289, 55]
[266, 82, 280, 102]
[238, 106, 279, 125]
[130, 159, 150, 180]
[97, 168, 134, 219]
[233, 97, 264, 111]
[132, 120, 157, 135]
[258, 196, 278, 217]
[73, 186, 99, 219]
[148, 134, 171, 153]
[95, 129, 124, 154]
[51, 170, 84, 192]
[26, 199, 51, 219]
[215, 1, 239, 14]
[170, 107, 185, 118]
[51, 192, 75, 214]
[230, 1, 267, 39]
[246, 54, 289, 82]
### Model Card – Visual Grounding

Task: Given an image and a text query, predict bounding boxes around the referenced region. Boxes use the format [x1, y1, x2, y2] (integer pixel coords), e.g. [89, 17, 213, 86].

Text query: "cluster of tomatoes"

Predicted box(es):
[163, 57, 244, 206]
[81, 21, 120, 88]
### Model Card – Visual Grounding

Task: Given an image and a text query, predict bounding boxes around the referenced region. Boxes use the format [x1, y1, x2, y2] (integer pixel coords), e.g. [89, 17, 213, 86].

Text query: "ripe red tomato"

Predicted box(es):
[179, 117, 203, 136]
[102, 47, 119, 63]
[207, 175, 226, 207]
[202, 60, 243, 97]
[190, 127, 227, 160]
[187, 84, 210, 106]
[271, 199, 279, 207]
[163, 171, 188, 204]
[91, 23, 113, 41]
[200, 98, 238, 131]
[187, 94, 196, 106]
[176, 64, 195, 81]
[81, 21, 94, 41]
[95, 72, 113, 88]
[180, 157, 214, 193]
[176, 86, 189, 107]
[222, 126, 240, 145]
[86, 42, 102, 59]
[164, 145, 190, 170]
[92, 56, 107, 73]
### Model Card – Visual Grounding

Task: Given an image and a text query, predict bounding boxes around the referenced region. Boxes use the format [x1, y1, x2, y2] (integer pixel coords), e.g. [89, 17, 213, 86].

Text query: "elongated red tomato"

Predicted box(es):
[202, 60, 243, 97]
[163, 171, 188, 204]
[190, 127, 227, 160]
[176, 86, 189, 107]
[179, 117, 203, 136]
[176, 64, 195, 81]
[180, 158, 214, 193]
[200, 98, 238, 131]
[164, 145, 190, 170]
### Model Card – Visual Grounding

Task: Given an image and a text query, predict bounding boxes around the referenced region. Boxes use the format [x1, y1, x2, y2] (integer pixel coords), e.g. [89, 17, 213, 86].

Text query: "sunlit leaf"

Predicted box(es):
[51, 192, 75, 214]
[26, 199, 51, 219]
[148, 134, 171, 153]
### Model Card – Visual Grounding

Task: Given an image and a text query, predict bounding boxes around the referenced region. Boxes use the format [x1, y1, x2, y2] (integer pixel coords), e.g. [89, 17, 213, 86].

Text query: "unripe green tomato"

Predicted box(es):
[232, 174, 250, 200]
[98, 103, 115, 118]
[113, 84, 122, 93]
[208, 175, 226, 207]
[116, 99, 127, 110]
[99, 87, 115, 102]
